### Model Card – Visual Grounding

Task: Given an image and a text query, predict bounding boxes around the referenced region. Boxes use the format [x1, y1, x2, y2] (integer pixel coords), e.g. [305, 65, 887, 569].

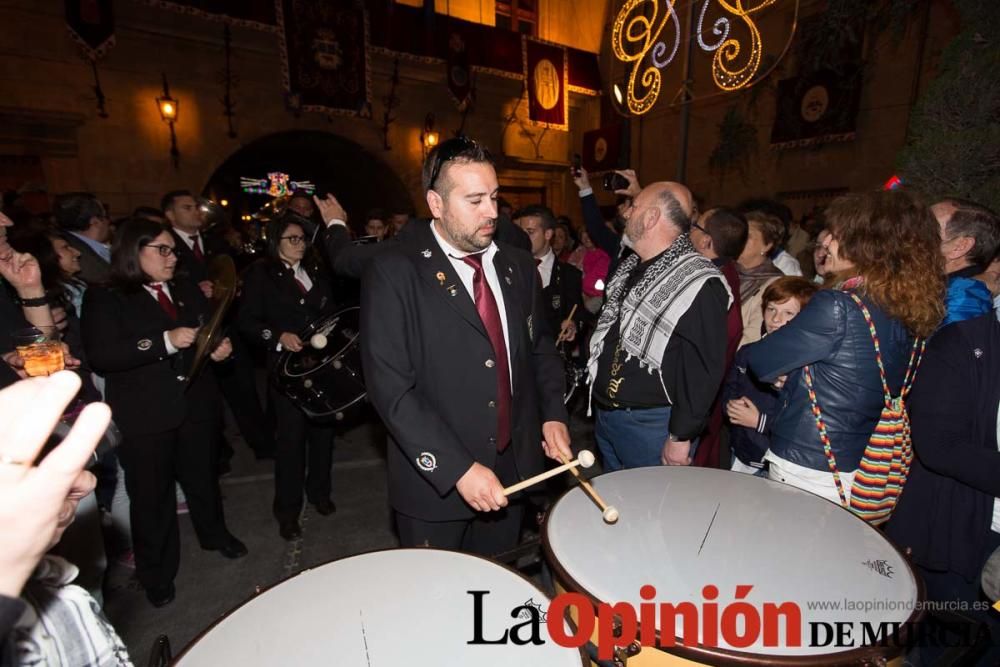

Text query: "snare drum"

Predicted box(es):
[543, 467, 922, 665]
[271, 306, 365, 422]
[175, 548, 586, 666]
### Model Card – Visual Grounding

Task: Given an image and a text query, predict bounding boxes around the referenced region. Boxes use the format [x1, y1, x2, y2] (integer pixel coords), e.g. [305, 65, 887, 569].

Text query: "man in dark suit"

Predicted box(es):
[162, 189, 276, 462]
[53, 193, 112, 286]
[348, 137, 572, 556]
[512, 204, 585, 345]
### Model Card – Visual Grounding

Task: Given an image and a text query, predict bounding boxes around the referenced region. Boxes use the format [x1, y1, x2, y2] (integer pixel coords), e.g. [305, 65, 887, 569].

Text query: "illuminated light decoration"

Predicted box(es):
[240, 172, 315, 197]
[709, 0, 778, 91]
[883, 175, 903, 191]
[611, 0, 680, 116]
[611, 0, 793, 114]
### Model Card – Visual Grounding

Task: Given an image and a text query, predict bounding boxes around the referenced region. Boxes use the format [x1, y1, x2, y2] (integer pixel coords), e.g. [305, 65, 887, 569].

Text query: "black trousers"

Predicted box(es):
[269, 387, 334, 522]
[395, 445, 524, 558]
[118, 418, 230, 591]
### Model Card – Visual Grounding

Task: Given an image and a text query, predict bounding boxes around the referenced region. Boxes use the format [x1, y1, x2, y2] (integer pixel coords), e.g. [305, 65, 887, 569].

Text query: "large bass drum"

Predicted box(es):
[271, 306, 366, 422]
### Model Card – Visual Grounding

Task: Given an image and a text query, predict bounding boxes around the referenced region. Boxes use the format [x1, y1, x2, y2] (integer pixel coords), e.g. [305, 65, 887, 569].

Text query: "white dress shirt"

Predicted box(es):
[431, 220, 513, 387]
[144, 282, 180, 355]
[536, 248, 555, 289]
[172, 227, 202, 254]
[286, 261, 313, 292]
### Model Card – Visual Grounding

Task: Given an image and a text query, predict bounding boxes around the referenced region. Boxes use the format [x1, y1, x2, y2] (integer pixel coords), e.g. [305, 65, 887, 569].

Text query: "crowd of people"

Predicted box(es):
[2, 134, 1000, 663]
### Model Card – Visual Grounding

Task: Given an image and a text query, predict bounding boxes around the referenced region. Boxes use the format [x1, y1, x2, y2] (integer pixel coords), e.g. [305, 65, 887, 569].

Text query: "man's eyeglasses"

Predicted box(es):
[281, 235, 306, 246]
[144, 244, 177, 257]
[427, 136, 479, 192]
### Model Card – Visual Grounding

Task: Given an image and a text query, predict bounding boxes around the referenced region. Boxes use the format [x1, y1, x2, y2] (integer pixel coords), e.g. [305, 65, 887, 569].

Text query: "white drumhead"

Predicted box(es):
[544, 467, 919, 658]
[176, 548, 583, 666]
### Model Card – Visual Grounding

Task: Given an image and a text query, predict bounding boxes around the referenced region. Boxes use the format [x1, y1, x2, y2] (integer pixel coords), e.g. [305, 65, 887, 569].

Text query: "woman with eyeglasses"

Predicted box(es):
[80, 217, 245, 608]
[238, 213, 338, 541]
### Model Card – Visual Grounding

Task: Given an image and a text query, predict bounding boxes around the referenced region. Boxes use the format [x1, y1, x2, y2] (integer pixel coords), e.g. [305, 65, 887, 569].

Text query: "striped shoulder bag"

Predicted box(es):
[801, 293, 925, 525]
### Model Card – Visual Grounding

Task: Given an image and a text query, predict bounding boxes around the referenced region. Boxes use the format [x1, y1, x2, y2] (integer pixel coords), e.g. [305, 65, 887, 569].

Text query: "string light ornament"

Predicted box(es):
[240, 172, 315, 197]
[612, 0, 794, 115]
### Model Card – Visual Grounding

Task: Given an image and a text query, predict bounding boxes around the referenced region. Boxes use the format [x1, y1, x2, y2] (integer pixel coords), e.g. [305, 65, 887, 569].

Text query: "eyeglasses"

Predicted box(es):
[427, 136, 479, 192]
[144, 244, 177, 257]
[690, 220, 708, 234]
[281, 235, 306, 246]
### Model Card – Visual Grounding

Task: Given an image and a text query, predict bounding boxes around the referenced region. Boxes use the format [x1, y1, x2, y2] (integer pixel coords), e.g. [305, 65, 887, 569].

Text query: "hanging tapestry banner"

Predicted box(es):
[523, 37, 567, 131]
[277, 0, 371, 117]
[65, 0, 115, 60]
[143, 0, 278, 32]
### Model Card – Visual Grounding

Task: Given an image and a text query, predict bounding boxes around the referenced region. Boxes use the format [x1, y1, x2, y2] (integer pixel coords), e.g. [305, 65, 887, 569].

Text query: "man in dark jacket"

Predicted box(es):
[886, 312, 1000, 661]
[353, 137, 571, 556]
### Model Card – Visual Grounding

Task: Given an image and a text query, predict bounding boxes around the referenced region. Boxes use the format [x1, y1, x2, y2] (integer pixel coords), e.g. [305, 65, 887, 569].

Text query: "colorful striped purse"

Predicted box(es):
[801, 293, 924, 525]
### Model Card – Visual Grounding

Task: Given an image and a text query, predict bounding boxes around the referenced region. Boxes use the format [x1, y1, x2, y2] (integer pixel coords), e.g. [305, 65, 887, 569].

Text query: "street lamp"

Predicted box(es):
[156, 73, 180, 168]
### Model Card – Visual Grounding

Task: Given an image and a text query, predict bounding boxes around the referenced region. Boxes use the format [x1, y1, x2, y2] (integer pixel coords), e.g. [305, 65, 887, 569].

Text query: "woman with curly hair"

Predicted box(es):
[746, 190, 945, 503]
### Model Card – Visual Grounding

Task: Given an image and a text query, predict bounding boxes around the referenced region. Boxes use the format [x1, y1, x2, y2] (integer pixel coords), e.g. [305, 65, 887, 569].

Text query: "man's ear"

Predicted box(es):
[949, 236, 976, 262]
[426, 190, 444, 220]
[163, 209, 175, 225]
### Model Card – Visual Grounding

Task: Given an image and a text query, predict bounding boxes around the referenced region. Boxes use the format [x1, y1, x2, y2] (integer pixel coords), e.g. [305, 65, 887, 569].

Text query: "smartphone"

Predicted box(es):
[572, 153, 582, 177]
[602, 172, 629, 192]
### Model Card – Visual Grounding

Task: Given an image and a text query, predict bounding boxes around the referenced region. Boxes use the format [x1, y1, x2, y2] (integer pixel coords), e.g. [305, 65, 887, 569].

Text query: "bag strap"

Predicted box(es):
[847, 293, 925, 404]
[802, 364, 850, 508]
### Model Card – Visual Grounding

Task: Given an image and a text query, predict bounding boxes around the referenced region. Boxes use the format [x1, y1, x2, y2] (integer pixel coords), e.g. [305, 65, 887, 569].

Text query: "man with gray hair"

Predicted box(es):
[933, 197, 1000, 326]
[589, 182, 731, 469]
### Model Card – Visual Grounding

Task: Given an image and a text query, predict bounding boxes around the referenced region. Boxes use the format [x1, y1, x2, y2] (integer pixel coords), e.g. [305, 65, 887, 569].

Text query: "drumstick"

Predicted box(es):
[555, 304, 579, 345]
[558, 452, 620, 524]
[502, 450, 596, 496]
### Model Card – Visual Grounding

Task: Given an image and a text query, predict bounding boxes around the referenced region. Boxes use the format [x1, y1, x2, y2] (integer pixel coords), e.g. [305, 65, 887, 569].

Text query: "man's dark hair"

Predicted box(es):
[365, 208, 386, 223]
[109, 217, 169, 288]
[703, 207, 749, 261]
[939, 197, 1000, 268]
[133, 206, 166, 222]
[513, 204, 557, 231]
[53, 192, 105, 233]
[421, 137, 494, 195]
[654, 189, 691, 233]
[160, 190, 194, 213]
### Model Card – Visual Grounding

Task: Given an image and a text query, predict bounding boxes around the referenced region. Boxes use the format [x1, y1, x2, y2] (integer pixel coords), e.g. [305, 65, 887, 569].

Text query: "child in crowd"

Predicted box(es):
[724, 277, 819, 475]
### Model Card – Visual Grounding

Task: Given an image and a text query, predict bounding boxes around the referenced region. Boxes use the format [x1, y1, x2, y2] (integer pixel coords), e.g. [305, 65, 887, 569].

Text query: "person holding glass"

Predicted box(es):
[238, 213, 338, 541]
[81, 217, 246, 608]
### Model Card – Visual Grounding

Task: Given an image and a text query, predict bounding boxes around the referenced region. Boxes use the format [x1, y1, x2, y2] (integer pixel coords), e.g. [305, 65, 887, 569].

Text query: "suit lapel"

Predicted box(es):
[492, 248, 522, 364]
[412, 223, 487, 338]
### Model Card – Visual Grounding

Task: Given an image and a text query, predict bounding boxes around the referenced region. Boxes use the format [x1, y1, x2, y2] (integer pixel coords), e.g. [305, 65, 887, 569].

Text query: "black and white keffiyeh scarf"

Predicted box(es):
[587, 234, 732, 402]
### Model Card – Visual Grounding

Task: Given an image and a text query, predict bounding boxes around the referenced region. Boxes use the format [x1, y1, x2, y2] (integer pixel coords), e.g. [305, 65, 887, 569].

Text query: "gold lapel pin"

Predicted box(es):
[436, 271, 446, 285]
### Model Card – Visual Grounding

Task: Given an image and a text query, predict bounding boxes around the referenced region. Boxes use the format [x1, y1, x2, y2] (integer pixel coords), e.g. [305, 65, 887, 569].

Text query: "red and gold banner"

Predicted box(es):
[277, 0, 371, 117]
[523, 38, 567, 131]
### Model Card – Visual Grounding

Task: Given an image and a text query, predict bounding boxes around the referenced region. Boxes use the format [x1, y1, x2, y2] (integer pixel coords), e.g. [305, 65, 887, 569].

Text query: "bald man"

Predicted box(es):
[588, 182, 732, 469]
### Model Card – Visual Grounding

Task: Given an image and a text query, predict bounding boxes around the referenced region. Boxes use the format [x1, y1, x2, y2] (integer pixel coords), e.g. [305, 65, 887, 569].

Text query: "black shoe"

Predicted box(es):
[145, 583, 175, 608]
[313, 498, 336, 516]
[216, 536, 248, 559]
[279, 520, 302, 541]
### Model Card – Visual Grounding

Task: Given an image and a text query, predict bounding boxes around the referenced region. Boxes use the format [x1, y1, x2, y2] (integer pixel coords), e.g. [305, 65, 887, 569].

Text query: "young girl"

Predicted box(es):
[724, 276, 818, 475]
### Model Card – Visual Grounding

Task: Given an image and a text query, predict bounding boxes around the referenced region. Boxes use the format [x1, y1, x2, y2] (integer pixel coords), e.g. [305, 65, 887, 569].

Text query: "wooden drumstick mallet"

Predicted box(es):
[502, 450, 596, 496]
[558, 452, 620, 524]
[555, 304, 579, 345]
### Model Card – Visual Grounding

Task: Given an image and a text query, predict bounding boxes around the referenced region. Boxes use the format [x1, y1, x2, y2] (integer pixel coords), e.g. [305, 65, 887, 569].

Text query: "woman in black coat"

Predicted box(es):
[239, 214, 338, 541]
[81, 218, 246, 608]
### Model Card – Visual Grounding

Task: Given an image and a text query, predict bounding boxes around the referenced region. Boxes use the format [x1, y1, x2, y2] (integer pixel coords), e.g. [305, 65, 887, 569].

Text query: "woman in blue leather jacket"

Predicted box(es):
[747, 191, 946, 504]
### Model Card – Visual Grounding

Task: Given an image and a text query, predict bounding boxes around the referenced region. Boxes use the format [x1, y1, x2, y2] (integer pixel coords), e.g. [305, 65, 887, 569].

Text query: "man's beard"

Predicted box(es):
[439, 216, 495, 253]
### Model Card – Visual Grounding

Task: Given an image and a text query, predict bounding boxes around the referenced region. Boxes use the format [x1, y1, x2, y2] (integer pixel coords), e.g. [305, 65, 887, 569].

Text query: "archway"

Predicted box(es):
[202, 130, 414, 229]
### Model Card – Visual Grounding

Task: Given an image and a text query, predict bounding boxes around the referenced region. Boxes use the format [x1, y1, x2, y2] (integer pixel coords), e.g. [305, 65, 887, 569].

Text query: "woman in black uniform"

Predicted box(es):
[239, 213, 337, 541]
[81, 218, 246, 608]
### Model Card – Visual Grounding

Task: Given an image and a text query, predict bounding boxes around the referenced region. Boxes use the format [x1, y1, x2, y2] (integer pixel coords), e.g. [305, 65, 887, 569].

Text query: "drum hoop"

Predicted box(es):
[540, 469, 926, 666]
[173, 546, 587, 666]
[299, 390, 367, 420]
[275, 306, 362, 379]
